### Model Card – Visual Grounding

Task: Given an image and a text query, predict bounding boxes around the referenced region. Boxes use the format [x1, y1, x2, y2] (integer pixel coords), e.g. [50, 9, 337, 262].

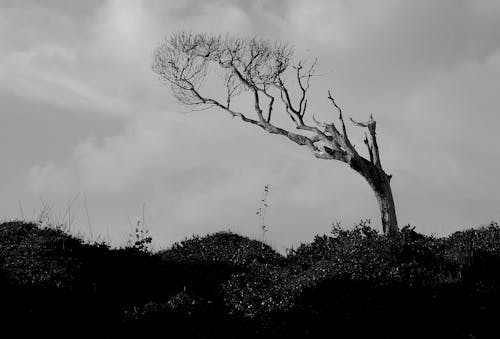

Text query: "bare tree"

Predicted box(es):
[153, 32, 398, 236]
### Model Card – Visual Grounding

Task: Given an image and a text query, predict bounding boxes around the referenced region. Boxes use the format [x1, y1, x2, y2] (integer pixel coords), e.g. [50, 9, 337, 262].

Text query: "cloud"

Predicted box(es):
[25, 108, 291, 192]
[279, 0, 500, 110]
[27, 113, 179, 193]
[0, 0, 165, 119]
[0, 50, 135, 118]
[389, 53, 500, 234]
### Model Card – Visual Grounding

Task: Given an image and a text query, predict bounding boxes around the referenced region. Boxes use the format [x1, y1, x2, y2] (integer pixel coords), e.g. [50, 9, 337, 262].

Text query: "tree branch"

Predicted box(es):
[186, 85, 334, 160]
[327, 90, 352, 146]
[350, 114, 382, 168]
[364, 132, 374, 163]
[154, 33, 355, 164]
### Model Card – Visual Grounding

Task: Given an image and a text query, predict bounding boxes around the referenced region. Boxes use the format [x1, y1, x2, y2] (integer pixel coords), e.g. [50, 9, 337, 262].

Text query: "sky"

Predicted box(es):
[1, 0, 500, 251]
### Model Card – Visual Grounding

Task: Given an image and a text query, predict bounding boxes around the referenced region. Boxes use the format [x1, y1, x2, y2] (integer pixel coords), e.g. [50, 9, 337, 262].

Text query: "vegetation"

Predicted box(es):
[1, 220, 500, 338]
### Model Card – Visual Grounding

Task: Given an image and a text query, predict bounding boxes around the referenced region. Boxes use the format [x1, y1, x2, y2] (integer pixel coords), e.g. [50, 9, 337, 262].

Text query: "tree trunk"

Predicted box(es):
[350, 156, 398, 236]
[372, 175, 398, 237]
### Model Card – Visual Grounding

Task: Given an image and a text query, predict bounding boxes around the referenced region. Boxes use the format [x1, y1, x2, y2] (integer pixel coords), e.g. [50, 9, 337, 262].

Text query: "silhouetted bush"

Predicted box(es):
[445, 222, 500, 267]
[223, 262, 303, 318]
[159, 231, 284, 266]
[0, 221, 87, 288]
[1, 220, 500, 338]
[286, 221, 452, 286]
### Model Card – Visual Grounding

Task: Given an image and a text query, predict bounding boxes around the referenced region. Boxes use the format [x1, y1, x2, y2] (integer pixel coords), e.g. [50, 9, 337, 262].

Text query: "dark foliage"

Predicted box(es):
[1, 220, 500, 338]
[159, 231, 284, 266]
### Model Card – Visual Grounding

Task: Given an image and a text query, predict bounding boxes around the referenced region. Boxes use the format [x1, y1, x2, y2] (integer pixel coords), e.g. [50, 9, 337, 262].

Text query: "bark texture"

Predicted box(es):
[153, 32, 399, 236]
[349, 155, 398, 236]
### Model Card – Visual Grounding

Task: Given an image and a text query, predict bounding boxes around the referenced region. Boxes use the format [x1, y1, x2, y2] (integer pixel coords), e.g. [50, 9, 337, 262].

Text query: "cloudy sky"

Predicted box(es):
[1, 0, 500, 251]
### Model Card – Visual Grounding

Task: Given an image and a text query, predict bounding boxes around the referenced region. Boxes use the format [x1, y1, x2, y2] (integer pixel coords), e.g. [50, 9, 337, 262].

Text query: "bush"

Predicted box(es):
[159, 231, 283, 266]
[222, 220, 470, 327]
[0, 221, 87, 288]
[223, 262, 305, 318]
[286, 221, 452, 286]
[445, 221, 500, 267]
[2, 219, 500, 338]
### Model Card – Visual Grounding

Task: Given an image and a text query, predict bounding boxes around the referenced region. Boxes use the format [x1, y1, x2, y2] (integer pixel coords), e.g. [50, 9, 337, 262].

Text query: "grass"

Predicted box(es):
[1, 220, 499, 338]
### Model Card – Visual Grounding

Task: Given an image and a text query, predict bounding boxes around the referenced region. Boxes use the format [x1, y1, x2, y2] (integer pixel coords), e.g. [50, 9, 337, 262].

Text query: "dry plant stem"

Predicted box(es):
[153, 32, 398, 236]
[257, 184, 271, 245]
[84, 194, 94, 240]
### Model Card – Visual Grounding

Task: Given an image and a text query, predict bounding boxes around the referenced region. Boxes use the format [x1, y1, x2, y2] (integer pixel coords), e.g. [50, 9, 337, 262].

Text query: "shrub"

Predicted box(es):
[124, 291, 205, 321]
[126, 220, 152, 253]
[444, 222, 500, 284]
[445, 221, 500, 267]
[159, 231, 283, 266]
[223, 222, 421, 319]
[3, 219, 500, 338]
[223, 262, 305, 318]
[121, 291, 239, 339]
[0, 221, 87, 288]
[286, 222, 454, 286]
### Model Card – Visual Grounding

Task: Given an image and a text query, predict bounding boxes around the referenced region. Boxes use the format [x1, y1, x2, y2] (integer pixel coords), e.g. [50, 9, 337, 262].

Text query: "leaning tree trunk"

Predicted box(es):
[350, 155, 398, 236]
[348, 114, 398, 236]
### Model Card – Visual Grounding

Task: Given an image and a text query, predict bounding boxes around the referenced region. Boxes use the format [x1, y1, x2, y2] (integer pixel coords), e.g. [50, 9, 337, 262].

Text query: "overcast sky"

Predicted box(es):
[1, 0, 499, 251]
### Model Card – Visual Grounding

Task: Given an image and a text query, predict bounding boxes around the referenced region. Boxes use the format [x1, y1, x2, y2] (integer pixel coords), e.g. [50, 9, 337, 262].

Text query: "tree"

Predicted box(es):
[153, 32, 398, 236]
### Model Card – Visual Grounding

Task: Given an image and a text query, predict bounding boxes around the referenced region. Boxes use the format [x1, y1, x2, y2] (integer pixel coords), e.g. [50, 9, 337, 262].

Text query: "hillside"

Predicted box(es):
[1, 220, 500, 338]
